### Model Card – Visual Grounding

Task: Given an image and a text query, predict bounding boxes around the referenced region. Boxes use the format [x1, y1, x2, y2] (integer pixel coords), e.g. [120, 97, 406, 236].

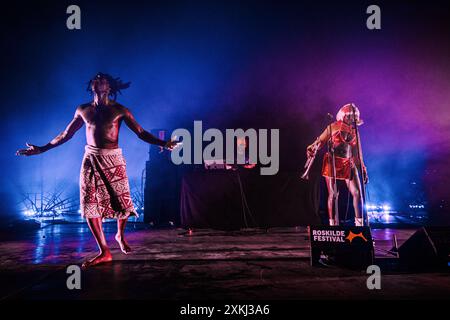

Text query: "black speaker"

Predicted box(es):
[309, 226, 374, 270]
[144, 129, 182, 226]
[398, 226, 450, 270]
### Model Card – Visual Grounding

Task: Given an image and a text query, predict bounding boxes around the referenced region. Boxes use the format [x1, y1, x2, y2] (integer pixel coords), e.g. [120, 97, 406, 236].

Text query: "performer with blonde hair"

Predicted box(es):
[306, 103, 368, 226]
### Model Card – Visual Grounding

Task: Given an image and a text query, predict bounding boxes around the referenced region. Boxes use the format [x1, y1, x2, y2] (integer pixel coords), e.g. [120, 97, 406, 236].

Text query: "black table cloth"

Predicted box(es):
[180, 169, 320, 230]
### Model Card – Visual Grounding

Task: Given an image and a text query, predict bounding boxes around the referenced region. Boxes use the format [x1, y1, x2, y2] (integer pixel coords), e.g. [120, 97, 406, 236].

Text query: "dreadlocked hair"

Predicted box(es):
[87, 72, 131, 100]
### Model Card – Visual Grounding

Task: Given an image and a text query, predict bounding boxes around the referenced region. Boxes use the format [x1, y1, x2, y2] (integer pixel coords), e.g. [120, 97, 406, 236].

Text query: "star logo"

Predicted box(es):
[346, 231, 368, 243]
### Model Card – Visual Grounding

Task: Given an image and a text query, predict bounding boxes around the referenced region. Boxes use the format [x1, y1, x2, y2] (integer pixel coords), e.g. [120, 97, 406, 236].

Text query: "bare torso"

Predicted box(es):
[17, 98, 174, 157]
[78, 102, 127, 149]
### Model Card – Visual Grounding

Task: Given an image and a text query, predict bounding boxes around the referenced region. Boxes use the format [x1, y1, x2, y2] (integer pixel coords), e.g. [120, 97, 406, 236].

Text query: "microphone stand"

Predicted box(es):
[351, 105, 369, 227]
[327, 117, 339, 225]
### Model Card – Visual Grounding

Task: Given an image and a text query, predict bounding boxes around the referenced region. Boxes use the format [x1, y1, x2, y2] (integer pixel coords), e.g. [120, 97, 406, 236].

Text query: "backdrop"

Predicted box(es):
[1, 0, 450, 223]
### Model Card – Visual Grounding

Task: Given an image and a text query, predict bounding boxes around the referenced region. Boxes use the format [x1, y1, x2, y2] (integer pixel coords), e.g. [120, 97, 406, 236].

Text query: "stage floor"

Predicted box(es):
[0, 224, 449, 300]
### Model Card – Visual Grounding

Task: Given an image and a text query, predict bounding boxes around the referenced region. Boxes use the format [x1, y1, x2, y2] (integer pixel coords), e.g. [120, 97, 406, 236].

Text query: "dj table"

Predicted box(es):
[180, 169, 320, 230]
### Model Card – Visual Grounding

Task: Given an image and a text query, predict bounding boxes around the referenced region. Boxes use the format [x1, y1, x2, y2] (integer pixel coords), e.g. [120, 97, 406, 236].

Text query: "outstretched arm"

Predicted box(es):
[16, 109, 84, 156]
[316, 126, 333, 149]
[306, 124, 334, 157]
[123, 108, 178, 150]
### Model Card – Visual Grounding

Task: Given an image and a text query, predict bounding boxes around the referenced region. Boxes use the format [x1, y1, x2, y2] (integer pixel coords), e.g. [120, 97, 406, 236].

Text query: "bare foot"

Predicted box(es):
[82, 250, 112, 269]
[115, 234, 131, 254]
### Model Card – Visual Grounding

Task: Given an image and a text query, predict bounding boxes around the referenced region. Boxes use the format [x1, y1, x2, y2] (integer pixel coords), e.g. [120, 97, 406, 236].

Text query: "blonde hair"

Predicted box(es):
[336, 103, 363, 125]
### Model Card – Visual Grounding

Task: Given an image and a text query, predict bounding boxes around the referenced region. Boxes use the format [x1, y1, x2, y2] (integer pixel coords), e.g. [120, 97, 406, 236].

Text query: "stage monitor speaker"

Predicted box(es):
[398, 226, 450, 270]
[310, 226, 374, 270]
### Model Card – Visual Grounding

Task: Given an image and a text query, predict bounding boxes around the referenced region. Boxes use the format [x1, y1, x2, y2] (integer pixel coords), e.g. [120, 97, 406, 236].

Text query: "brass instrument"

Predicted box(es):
[301, 138, 320, 180]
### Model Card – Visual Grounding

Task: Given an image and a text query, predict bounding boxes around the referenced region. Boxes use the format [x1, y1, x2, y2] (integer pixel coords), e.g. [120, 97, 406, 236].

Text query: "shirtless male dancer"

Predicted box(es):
[16, 72, 178, 268]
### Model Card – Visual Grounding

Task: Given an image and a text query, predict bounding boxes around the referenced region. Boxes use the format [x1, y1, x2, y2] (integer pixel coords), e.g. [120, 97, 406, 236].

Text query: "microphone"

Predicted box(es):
[326, 113, 334, 119]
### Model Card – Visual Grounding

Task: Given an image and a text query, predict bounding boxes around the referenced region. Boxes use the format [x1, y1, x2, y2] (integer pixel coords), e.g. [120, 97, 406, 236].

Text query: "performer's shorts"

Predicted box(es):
[321, 152, 357, 180]
[80, 145, 138, 219]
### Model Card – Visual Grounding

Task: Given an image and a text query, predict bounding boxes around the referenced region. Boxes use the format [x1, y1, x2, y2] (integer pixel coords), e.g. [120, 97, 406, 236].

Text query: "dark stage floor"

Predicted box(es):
[0, 223, 449, 300]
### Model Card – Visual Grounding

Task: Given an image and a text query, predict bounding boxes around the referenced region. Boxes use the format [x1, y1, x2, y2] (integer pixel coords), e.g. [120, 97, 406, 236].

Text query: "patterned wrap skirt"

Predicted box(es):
[80, 145, 138, 219]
